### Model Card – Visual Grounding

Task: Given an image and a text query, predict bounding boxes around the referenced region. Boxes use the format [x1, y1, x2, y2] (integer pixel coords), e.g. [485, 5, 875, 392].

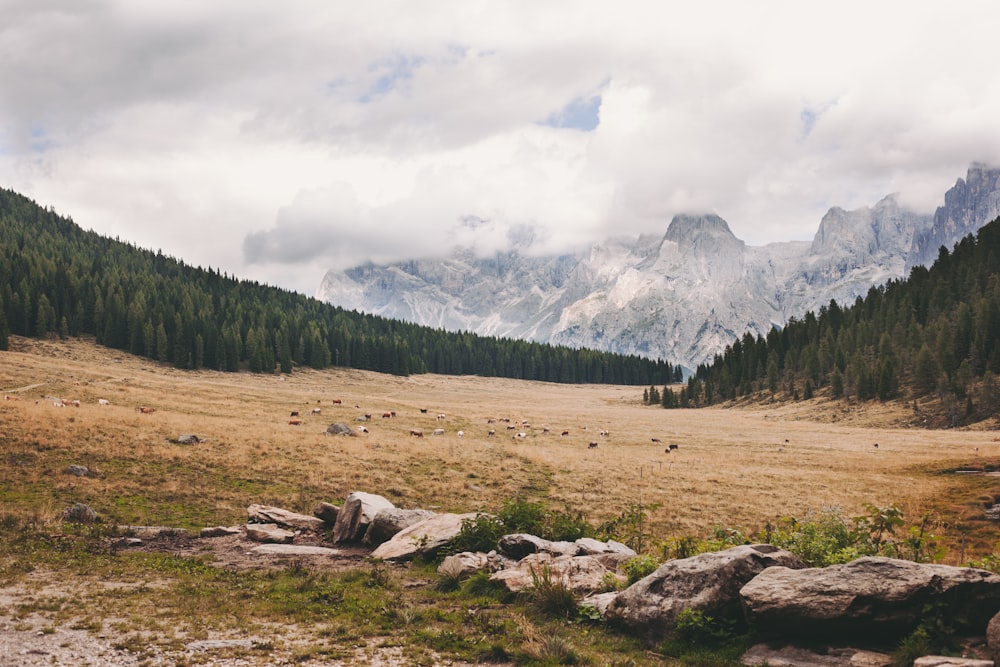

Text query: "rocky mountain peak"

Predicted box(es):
[663, 213, 744, 258]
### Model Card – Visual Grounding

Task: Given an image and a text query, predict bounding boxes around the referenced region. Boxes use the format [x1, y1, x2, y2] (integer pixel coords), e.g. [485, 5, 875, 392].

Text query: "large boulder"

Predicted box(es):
[740, 557, 1000, 642]
[363, 508, 436, 546]
[331, 492, 395, 543]
[325, 422, 354, 436]
[490, 552, 624, 594]
[248, 504, 326, 532]
[988, 610, 1000, 665]
[370, 513, 479, 561]
[605, 544, 804, 637]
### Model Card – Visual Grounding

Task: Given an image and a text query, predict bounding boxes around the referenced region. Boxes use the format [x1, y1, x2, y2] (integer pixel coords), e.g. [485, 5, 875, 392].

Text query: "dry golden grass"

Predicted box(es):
[3, 335, 1000, 562]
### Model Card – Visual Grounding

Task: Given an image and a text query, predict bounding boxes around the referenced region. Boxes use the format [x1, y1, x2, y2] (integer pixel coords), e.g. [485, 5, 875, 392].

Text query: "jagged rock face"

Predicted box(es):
[316, 164, 1000, 369]
[908, 163, 1000, 270]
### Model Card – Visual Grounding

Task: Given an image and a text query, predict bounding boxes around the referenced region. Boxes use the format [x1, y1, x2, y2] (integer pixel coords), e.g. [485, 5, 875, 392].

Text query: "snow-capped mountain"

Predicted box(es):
[316, 164, 1000, 370]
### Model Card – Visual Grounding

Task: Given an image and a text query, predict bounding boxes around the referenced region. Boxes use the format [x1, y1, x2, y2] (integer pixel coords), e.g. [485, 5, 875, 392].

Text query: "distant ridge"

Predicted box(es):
[318, 164, 1000, 369]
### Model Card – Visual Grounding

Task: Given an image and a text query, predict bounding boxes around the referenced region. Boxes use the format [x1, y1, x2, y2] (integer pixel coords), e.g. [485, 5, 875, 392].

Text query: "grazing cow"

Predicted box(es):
[487, 418, 496, 424]
[357, 426, 369, 434]
[651, 438, 661, 444]
[410, 429, 423, 437]
[506, 425, 516, 431]
[53, 400, 65, 408]
[599, 430, 610, 437]
[420, 408, 428, 414]
[98, 399, 110, 406]
[487, 429, 496, 437]
[3, 395, 19, 401]
[873, 443, 879, 449]
[457, 430, 464, 438]
[500, 418, 510, 423]
[64, 400, 80, 407]
[288, 418, 303, 426]
[331, 399, 342, 405]
[436, 413, 446, 421]
[433, 428, 445, 436]
[561, 430, 570, 437]
[137, 406, 156, 414]
[382, 412, 393, 419]
[513, 432, 527, 440]
[311, 408, 322, 414]
[521, 419, 529, 425]
[668, 443, 679, 451]
[290, 410, 300, 417]
[542, 427, 550, 434]
[364, 414, 372, 420]
[664, 447, 671, 454]
[588, 442, 599, 449]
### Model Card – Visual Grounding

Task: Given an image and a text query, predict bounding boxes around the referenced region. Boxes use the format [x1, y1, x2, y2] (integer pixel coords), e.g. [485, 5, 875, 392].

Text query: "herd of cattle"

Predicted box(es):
[269, 398, 685, 452]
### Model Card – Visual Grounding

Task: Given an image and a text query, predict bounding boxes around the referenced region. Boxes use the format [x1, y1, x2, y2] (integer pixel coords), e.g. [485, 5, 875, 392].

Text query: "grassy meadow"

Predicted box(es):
[2, 335, 1000, 664]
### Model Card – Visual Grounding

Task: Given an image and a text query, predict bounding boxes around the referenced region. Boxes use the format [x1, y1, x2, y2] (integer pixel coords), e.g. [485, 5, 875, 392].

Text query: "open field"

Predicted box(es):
[3, 336, 999, 557]
[2, 335, 1000, 665]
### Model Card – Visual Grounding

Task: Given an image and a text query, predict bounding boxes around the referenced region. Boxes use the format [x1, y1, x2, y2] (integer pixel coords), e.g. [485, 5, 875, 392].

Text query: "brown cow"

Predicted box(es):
[382, 412, 393, 418]
[136, 406, 156, 414]
[331, 399, 342, 405]
[288, 418, 303, 426]
[487, 429, 496, 437]
[410, 429, 423, 437]
[561, 430, 570, 437]
[290, 410, 300, 417]
[588, 442, 599, 449]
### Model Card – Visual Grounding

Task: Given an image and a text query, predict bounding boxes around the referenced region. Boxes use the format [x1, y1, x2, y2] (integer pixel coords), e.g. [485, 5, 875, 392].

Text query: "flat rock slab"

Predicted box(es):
[245, 523, 294, 544]
[740, 644, 892, 667]
[200, 525, 243, 538]
[371, 513, 479, 561]
[250, 544, 341, 556]
[247, 504, 326, 532]
[186, 639, 258, 651]
[912, 659, 993, 667]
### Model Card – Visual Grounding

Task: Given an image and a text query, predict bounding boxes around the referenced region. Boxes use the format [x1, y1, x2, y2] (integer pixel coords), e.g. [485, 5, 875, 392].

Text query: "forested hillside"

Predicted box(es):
[0, 188, 678, 384]
[653, 218, 1000, 424]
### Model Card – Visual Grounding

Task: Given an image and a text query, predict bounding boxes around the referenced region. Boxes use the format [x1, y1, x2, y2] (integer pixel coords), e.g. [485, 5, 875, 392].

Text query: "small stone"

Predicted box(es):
[62, 503, 98, 524]
[65, 464, 90, 477]
[200, 526, 242, 538]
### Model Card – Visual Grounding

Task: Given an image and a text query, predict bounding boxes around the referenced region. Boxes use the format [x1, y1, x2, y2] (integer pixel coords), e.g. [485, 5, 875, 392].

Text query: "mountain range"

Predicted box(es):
[316, 164, 1000, 370]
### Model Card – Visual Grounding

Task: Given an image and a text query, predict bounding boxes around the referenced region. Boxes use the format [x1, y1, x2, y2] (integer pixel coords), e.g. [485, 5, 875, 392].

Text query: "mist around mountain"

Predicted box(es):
[317, 164, 1000, 370]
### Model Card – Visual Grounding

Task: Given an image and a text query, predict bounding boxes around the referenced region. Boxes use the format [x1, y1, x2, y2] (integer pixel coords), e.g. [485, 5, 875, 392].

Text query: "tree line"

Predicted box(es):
[0, 188, 678, 385]
[648, 217, 1000, 424]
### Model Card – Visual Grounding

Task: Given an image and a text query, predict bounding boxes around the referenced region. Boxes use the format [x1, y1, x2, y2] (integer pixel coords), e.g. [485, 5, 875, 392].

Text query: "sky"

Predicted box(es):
[3, 1, 1000, 296]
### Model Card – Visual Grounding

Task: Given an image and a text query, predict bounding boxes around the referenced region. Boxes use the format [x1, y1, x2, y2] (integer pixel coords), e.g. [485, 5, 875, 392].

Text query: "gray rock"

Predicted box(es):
[244, 523, 294, 544]
[490, 552, 624, 594]
[740, 557, 1000, 642]
[62, 502, 98, 523]
[176, 434, 200, 445]
[580, 592, 619, 617]
[363, 508, 436, 546]
[912, 659, 993, 667]
[438, 552, 492, 579]
[247, 504, 326, 532]
[987, 610, 1000, 665]
[331, 491, 395, 543]
[313, 501, 340, 524]
[187, 639, 258, 651]
[200, 525, 242, 538]
[606, 544, 805, 637]
[65, 464, 90, 477]
[370, 512, 480, 561]
[326, 422, 354, 436]
[740, 644, 893, 667]
[250, 544, 340, 556]
[576, 537, 636, 557]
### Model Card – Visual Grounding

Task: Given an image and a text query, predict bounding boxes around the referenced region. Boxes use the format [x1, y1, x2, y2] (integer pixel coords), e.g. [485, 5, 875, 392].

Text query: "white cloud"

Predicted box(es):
[2, 0, 999, 293]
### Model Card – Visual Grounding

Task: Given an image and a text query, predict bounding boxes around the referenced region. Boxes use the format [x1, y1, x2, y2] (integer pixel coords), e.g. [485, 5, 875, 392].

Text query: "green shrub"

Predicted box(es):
[527, 565, 577, 619]
[445, 513, 505, 556]
[621, 554, 659, 585]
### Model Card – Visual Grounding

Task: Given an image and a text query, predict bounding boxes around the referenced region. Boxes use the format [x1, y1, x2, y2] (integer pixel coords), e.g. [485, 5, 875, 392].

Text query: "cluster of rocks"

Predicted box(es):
[61, 491, 1000, 665]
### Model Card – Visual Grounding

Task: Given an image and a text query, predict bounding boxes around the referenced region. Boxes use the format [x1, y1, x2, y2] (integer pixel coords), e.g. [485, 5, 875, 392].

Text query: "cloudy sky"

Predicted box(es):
[3, 1, 1000, 295]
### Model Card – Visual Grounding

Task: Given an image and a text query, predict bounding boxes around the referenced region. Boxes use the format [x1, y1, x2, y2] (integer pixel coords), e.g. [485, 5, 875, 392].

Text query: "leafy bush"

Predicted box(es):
[621, 554, 659, 585]
[445, 513, 506, 555]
